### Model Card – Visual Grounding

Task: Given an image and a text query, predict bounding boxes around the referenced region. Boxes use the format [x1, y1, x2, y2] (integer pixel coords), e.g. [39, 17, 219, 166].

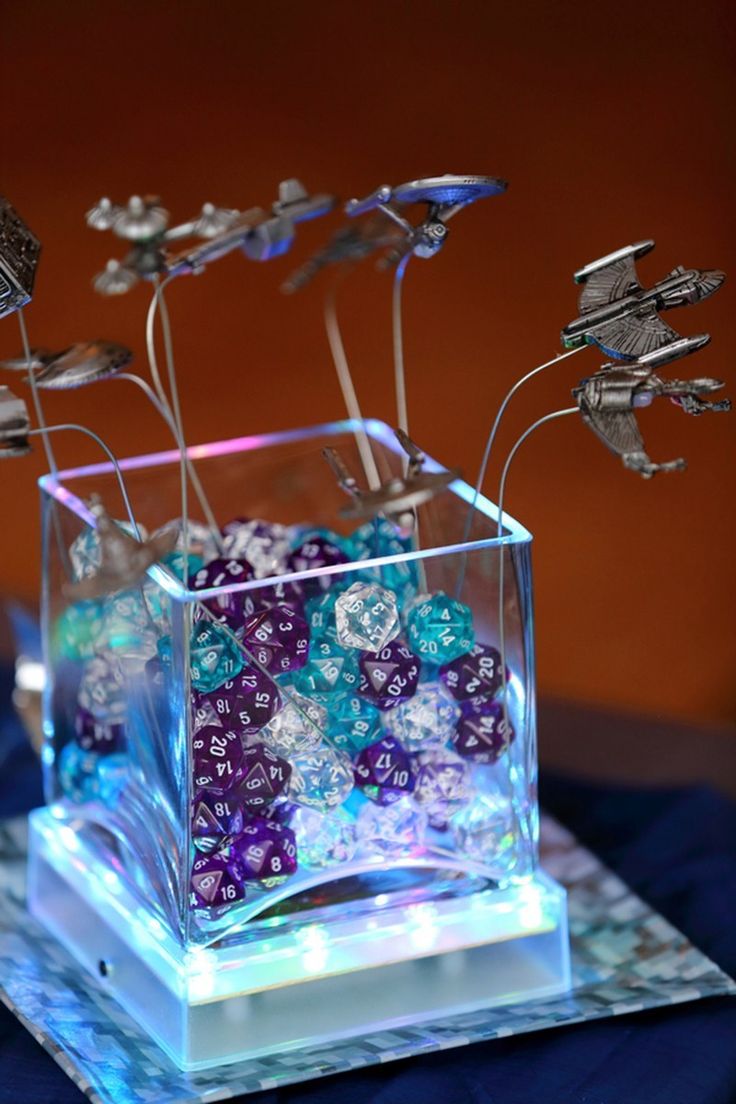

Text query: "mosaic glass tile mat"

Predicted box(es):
[0, 814, 733, 1104]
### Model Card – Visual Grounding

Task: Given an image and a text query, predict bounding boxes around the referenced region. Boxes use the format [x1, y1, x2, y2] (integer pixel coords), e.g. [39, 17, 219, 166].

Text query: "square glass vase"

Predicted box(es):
[27, 419, 569, 1070]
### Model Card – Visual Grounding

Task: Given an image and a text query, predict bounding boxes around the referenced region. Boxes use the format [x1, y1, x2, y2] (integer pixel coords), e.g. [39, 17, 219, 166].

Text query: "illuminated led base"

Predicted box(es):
[28, 809, 570, 1071]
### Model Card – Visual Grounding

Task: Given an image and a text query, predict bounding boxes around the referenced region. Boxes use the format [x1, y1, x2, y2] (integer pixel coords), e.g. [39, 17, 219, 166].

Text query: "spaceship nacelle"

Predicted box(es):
[658, 269, 725, 309]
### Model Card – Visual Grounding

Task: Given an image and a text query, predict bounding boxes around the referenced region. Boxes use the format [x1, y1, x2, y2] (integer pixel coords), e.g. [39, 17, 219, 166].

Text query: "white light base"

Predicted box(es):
[28, 808, 570, 1071]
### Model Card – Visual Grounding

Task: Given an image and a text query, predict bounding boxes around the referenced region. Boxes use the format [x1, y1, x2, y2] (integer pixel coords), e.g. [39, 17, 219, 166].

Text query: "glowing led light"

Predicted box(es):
[41, 744, 55, 767]
[58, 826, 79, 852]
[15, 657, 46, 692]
[517, 885, 545, 931]
[296, 924, 329, 975]
[102, 870, 122, 894]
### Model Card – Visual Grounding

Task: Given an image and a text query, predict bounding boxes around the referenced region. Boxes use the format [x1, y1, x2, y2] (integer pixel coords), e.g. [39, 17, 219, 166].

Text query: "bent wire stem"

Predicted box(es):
[392, 253, 412, 441]
[455, 347, 585, 599]
[114, 371, 223, 561]
[18, 308, 77, 580]
[146, 276, 191, 583]
[17, 309, 58, 476]
[324, 272, 381, 491]
[494, 407, 577, 848]
[30, 423, 141, 537]
[156, 280, 224, 551]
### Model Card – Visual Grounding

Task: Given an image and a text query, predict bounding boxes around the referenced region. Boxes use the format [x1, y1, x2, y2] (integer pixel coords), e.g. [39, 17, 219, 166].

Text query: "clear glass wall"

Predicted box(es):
[40, 421, 538, 951]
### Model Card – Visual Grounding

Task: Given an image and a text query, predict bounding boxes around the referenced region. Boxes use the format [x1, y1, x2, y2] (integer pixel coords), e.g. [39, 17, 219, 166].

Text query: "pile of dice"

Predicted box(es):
[55, 515, 517, 915]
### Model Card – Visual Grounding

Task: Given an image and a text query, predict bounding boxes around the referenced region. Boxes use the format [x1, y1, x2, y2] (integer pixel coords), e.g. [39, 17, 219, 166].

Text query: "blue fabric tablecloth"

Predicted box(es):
[1, 674, 735, 1104]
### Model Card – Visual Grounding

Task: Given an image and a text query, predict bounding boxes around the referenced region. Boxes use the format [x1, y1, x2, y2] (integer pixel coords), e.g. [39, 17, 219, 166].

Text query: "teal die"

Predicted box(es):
[328, 694, 382, 755]
[293, 639, 360, 696]
[164, 548, 204, 583]
[405, 591, 475, 665]
[100, 589, 158, 660]
[349, 518, 413, 557]
[53, 601, 105, 662]
[304, 589, 343, 645]
[96, 753, 129, 806]
[59, 743, 102, 803]
[350, 520, 419, 606]
[190, 622, 244, 692]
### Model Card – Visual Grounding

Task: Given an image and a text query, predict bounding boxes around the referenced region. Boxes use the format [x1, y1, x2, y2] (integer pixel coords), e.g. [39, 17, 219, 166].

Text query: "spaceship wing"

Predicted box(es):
[579, 403, 645, 460]
[578, 255, 642, 313]
[586, 306, 681, 361]
[147, 525, 179, 564]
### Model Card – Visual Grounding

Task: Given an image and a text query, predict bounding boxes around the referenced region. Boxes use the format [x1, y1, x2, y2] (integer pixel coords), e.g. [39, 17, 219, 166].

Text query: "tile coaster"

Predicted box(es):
[0, 814, 733, 1104]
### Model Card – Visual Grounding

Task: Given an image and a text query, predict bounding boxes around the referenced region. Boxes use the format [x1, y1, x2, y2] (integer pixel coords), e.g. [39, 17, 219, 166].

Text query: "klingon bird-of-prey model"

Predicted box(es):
[573, 344, 731, 478]
[64, 495, 178, 601]
[562, 240, 725, 361]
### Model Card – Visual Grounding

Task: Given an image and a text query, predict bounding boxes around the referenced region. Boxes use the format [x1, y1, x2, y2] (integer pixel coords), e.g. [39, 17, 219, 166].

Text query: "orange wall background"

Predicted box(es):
[2, 0, 734, 724]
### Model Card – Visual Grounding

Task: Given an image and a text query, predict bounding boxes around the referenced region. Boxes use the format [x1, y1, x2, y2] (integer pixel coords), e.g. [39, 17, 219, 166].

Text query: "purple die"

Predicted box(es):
[287, 536, 350, 597]
[192, 725, 246, 794]
[354, 735, 414, 805]
[257, 575, 306, 615]
[203, 666, 282, 735]
[236, 743, 292, 809]
[358, 640, 420, 711]
[440, 642, 504, 703]
[190, 693, 223, 734]
[192, 791, 244, 853]
[190, 851, 245, 909]
[452, 699, 515, 764]
[74, 707, 124, 754]
[241, 604, 309, 675]
[189, 557, 254, 627]
[230, 815, 298, 880]
[413, 749, 472, 829]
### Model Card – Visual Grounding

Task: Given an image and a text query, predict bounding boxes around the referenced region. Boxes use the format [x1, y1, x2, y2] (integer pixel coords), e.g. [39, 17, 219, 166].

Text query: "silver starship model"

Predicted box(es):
[64, 495, 178, 601]
[562, 241, 725, 361]
[573, 355, 731, 477]
[282, 213, 403, 292]
[323, 429, 458, 535]
[0, 197, 41, 320]
[1, 341, 133, 389]
[0, 385, 32, 457]
[89, 181, 335, 292]
[345, 173, 507, 263]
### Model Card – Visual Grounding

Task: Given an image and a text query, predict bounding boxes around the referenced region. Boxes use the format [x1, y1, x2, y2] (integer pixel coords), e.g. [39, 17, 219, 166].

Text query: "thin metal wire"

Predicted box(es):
[156, 279, 224, 550]
[495, 407, 578, 750]
[17, 309, 77, 579]
[117, 369, 224, 551]
[455, 346, 585, 598]
[493, 406, 578, 861]
[324, 274, 381, 490]
[17, 309, 57, 475]
[146, 276, 190, 583]
[392, 253, 412, 439]
[28, 423, 141, 537]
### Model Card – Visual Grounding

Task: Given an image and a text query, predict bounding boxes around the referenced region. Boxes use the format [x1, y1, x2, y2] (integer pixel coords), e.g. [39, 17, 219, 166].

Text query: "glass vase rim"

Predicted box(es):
[39, 417, 532, 602]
